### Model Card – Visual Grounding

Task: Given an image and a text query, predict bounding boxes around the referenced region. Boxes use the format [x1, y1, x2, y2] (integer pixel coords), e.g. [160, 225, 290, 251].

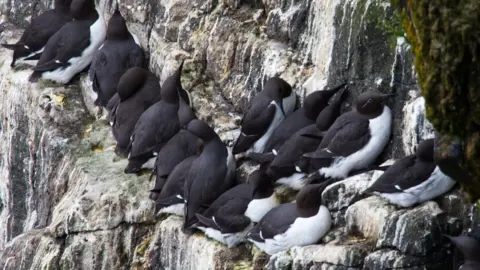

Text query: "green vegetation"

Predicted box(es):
[391, 0, 480, 200]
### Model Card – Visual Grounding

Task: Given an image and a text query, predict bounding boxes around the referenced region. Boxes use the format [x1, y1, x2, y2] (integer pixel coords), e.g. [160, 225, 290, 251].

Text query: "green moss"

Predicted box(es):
[368, 0, 405, 47]
[392, 0, 480, 200]
[136, 235, 153, 256]
[233, 260, 253, 270]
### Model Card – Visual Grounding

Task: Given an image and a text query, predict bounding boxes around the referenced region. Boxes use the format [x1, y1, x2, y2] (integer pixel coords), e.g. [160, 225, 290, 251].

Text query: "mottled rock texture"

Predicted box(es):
[393, 0, 480, 201]
[0, 0, 475, 269]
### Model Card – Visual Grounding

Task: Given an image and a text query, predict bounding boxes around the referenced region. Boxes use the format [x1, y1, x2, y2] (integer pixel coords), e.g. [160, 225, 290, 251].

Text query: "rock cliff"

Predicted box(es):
[0, 0, 475, 269]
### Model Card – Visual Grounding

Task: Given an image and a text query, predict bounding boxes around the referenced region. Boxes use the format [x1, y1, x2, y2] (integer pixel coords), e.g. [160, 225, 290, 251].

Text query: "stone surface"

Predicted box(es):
[0, 0, 475, 269]
[345, 196, 397, 241]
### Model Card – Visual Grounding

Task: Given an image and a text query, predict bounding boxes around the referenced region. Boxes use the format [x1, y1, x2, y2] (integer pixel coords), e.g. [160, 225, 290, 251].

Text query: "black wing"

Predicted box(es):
[129, 102, 180, 157]
[34, 20, 92, 72]
[249, 203, 298, 242]
[233, 104, 276, 154]
[317, 111, 371, 157]
[154, 130, 201, 180]
[365, 155, 436, 193]
[263, 109, 313, 153]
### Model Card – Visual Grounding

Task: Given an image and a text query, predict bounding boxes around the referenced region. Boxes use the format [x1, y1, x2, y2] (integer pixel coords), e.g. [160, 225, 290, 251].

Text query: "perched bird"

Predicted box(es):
[304, 91, 394, 181]
[109, 67, 161, 157]
[264, 87, 348, 190]
[183, 120, 236, 229]
[258, 83, 347, 158]
[29, 0, 106, 84]
[149, 128, 202, 201]
[154, 155, 198, 216]
[233, 77, 296, 155]
[364, 139, 456, 207]
[194, 170, 277, 247]
[88, 3, 145, 107]
[124, 61, 189, 173]
[2, 0, 73, 67]
[247, 182, 332, 255]
[446, 234, 480, 270]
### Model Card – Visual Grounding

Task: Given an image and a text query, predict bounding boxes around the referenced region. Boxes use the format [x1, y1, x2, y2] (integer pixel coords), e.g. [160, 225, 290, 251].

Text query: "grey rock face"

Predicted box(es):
[0, 0, 473, 269]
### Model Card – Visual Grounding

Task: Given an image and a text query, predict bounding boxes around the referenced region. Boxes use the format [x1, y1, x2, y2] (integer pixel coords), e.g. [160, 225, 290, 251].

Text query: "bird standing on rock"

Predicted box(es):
[88, 3, 145, 107]
[364, 138, 456, 207]
[247, 181, 332, 255]
[194, 169, 277, 247]
[254, 82, 347, 162]
[2, 0, 73, 68]
[303, 91, 394, 184]
[154, 155, 198, 216]
[269, 87, 348, 190]
[183, 119, 236, 229]
[124, 61, 190, 173]
[29, 0, 106, 84]
[109, 67, 161, 157]
[233, 77, 296, 155]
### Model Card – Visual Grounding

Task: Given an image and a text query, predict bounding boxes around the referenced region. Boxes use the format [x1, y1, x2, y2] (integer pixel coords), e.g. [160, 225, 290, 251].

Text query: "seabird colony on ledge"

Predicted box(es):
[3, 0, 469, 260]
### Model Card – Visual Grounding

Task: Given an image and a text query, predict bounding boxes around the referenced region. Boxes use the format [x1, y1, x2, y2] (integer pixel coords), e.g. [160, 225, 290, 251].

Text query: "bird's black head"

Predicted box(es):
[416, 138, 434, 162]
[304, 83, 347, 119]
[1, 44, 30, 67]
[70, 0, 97, 20]
[264, 77, 293, 116]
[186, 119, 218, 143]
[355, 91, 394, 118]
[161, 61, 184, 104]
[106, 4, 129, 40]
[117, 67, 149, 101]
[54, 0, 73, 12]
[248, 169, 274, 199]
[295, 180, 332, 217]
[446, 235, 480, 264]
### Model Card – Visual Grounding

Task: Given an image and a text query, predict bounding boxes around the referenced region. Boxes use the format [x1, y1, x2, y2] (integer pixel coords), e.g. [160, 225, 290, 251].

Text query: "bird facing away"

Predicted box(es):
[2, 0, 73, 67]
[183, 119, 236, 229]
[29, 0, 106, 84]
[154, 155, 198, 216]
[88, 3, 145, 107]
[109, 67, 161, 157]
[261, 83, 347, 156]
[233, 77, 296, 155]
[194, 169, 277, 247]
[149, 128, 202, 200]
[124, 61, 190, 173]
[364, 138, 456, 207]
[304, 91, 394, 181]
[247, 181, 332, 255]
[264, 86, 348, 190]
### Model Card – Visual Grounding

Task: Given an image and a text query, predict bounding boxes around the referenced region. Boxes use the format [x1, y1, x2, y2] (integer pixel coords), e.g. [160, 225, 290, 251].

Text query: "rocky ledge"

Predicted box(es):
[0, 0, 477, 269]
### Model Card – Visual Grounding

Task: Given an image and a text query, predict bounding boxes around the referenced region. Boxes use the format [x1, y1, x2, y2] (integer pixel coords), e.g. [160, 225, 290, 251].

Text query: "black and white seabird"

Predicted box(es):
[154, 155, 198, 216]
[233, 77, 296, 155]
[109, 67, 161, 157]
[183, 119, 236, 229]
[124, 61, 189, 173]
[28, 0, 106, 84]
[304, 91, 394, 181]
[364, 139, 456, 207]
[247, 182, 332, 255]
[194, 169, 277, 247]
[149, 128, 202, 201]
[446, 234, 480, 270]
[266, 88, 347, 190]
[88, 3, 145, 107]
[2, 0, 73, 67]
[258, 83, 347, 159]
